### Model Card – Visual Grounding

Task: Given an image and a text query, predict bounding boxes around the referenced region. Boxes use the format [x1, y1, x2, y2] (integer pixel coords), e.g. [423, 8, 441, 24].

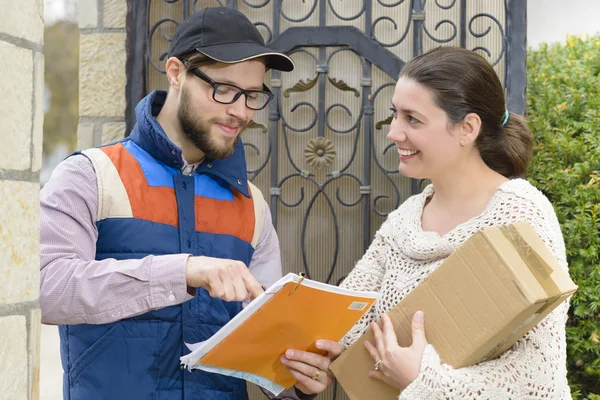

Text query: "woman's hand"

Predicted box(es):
[365, 311, 428, 390]
[281, 339, 343, 395]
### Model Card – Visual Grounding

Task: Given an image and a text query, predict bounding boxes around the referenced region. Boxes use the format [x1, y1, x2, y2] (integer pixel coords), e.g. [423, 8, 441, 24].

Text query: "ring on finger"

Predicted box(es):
[374, 360, 382, 371]
[312, 369, 321, 380]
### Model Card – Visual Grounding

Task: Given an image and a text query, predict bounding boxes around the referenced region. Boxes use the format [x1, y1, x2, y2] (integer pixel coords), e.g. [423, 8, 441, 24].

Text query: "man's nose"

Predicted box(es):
[226, 94, 250, 121]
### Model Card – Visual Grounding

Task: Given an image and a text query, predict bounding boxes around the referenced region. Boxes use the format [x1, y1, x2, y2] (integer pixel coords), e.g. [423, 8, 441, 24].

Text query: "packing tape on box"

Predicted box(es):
[500, 225, 560, 295]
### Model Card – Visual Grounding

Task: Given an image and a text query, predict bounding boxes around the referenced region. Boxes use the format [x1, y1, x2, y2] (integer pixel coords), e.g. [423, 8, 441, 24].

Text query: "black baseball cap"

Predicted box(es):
[167, 7, 294, 72]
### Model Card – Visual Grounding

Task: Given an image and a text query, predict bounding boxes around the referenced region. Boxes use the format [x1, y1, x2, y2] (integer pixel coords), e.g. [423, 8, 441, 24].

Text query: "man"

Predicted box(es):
[41, 7, 339, 400]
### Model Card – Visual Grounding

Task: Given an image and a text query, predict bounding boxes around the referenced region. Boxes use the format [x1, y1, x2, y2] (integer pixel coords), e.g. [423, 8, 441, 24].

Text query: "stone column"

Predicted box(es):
[0, 1, 44, 399]
[78, 0, 127, 148]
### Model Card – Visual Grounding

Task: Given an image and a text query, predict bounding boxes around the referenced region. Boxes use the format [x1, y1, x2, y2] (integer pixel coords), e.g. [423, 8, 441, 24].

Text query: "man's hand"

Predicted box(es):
[185, 256, 263, 301]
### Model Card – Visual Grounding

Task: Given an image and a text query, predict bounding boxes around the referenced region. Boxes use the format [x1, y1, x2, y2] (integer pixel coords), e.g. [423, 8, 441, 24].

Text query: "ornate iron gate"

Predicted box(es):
[126, 1, 526, 398]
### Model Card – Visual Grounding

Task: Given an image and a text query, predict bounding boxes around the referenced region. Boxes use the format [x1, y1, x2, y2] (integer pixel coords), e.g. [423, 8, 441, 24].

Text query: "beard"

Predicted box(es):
[177, 85, 247, 160]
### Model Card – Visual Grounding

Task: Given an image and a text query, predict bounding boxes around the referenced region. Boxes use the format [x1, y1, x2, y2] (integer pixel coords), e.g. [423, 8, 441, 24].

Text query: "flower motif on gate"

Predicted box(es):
[305, 137, 336, 169]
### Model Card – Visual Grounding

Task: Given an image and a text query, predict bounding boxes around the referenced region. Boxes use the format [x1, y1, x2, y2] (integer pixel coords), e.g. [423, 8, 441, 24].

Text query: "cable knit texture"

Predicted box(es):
[340, 179, 572, 399]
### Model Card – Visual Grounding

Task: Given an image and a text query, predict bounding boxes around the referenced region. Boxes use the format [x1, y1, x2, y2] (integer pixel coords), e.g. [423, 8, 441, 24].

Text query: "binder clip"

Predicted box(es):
[289, 272, 306, 296]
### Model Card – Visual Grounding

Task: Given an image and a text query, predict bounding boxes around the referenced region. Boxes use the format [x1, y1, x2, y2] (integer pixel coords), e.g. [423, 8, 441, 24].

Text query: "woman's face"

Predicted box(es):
[387, 77, 465, 180]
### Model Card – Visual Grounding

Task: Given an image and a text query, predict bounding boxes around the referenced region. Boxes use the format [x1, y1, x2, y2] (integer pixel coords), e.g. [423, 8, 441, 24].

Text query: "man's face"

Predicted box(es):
[177, 59, 266, 160]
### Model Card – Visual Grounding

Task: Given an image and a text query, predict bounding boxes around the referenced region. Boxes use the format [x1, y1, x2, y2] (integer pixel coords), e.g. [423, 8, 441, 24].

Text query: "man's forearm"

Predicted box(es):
[40, 253, 192, 324]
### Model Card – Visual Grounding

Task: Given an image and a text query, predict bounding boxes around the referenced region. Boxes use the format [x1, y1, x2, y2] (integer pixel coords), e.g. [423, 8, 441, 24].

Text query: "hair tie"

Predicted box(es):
[501, 109, 509, 127]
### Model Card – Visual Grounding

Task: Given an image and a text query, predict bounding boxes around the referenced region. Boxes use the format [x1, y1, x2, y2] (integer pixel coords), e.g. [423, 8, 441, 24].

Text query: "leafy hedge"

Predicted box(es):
[526, 35, 600, 399]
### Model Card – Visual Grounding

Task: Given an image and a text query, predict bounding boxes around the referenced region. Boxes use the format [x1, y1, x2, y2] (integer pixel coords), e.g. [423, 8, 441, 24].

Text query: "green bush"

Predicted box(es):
[526, 35, 600, 399]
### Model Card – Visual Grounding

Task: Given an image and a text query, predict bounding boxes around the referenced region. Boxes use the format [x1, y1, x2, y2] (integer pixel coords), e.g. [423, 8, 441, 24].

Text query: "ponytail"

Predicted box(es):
[477, 112, 533, 178]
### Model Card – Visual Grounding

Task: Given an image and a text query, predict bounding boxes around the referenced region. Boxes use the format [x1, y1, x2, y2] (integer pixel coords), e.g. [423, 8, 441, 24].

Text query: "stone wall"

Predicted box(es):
[78, 0, 127, 147]
[0, 1, 44, 399]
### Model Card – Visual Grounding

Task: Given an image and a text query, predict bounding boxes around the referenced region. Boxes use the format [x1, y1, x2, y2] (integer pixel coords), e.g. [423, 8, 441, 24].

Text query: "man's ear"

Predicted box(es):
[165, 57, 186, 91]
[458, 112, 482, 146]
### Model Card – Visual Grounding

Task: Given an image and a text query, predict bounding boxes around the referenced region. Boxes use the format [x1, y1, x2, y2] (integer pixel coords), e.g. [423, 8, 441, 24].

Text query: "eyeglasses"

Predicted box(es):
[188, 67, 274, 111]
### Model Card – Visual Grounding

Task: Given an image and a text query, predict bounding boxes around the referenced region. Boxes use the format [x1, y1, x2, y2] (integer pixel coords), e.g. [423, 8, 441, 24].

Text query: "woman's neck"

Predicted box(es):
[430, 157, 508, 210]
[421, 157, 509, 236]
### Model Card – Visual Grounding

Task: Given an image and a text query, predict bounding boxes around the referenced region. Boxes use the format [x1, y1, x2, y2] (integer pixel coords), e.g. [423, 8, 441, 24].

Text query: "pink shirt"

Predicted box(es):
[40, 154, 283, 325]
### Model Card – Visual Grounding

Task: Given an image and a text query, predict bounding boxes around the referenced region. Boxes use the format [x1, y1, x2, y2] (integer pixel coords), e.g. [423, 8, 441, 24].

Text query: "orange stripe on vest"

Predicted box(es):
[195, 191, 255, 244]
[100, 142, 256, 243]
[101, 143, 179, 227]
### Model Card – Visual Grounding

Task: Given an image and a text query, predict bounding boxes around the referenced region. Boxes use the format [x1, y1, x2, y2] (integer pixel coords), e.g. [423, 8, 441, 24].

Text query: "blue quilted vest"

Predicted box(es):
[58, 91, 263, 400]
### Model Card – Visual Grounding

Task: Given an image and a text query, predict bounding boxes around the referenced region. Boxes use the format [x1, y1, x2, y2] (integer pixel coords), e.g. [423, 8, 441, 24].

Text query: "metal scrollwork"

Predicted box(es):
[305, 137, 336, 169]
[334, 174, 363, 207]
[193, 0, 224, 10]
[325, 49, 364, 99]
[377, 0, 407, 7]
[370, 81, 401, 215]
[147, 18, 179, 73]
[469, 13, 506, 66]
[419, 0, 460, 44]
[281, 102, 318, 133]
[327, 77, 360, 97]
[434, 0, 456, 10]
[373, 185, 400, 216]
[327, 0, 366, 21]
[300, 183, 340, 282]
[375, 115, 393, 130]
[253, 22, 273, 44]
[373, 139, 401, 174]
[278, 175, 309, 208]
[279, 49, 364, 177]
[244, 119, 270, 181]
[280, 0, 319, 23]
[371, 13, 412, 48]
[241, 0, 271, 8]
[277, 172, 365, 283]
[247, 120, 267, 134]
[324, 104, 361, 134]
[423, 18, 458, 43]
[283, 76, 318, 97]
[289, 48, 319, 64]
[245, 143, 271, 182]
[321, 48, 365, 174]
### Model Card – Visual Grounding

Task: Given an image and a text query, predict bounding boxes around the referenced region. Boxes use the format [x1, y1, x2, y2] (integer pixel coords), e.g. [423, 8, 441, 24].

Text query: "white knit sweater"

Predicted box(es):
[340, 179, 572, 399]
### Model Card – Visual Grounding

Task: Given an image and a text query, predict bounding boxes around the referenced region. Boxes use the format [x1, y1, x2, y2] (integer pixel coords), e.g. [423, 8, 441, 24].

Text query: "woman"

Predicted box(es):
[282, 46, 572, 399]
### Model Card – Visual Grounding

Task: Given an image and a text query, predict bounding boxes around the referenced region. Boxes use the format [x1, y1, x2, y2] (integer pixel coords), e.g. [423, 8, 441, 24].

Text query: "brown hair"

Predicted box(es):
[177, 50, 217, 73]
[399, 46, 532, 178]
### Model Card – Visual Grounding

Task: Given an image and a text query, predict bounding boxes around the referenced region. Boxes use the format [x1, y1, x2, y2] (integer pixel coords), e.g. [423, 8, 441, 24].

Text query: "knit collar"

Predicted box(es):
[388, 180, 524, 261]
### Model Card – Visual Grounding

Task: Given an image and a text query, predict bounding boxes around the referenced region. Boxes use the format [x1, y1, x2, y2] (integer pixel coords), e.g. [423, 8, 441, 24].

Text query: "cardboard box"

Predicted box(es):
[330, 222, 577, 400]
